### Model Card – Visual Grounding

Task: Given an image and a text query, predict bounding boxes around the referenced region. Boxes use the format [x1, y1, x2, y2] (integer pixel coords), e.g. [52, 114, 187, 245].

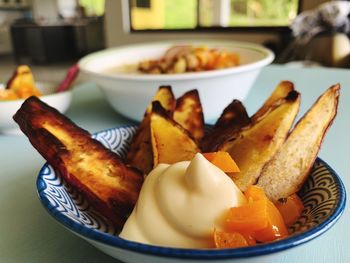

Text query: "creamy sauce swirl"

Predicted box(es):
[119, 153, 246, 248]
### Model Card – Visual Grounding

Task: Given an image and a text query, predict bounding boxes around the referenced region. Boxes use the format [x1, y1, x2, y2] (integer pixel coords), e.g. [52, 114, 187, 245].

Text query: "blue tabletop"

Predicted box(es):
[0, 64, 348, 263]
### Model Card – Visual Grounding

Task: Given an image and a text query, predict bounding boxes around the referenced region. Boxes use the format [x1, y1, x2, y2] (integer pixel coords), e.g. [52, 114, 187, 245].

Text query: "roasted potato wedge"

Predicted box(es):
[218, 91, 301, 191]
[145, 85, 176, 115]
[127, 86, 175, 174]
[126, 114, 153, 174]
[150, 101, 200, 166]
[257, 85, 340, 201]
[6, 65, 42, 98]
[252, 81, 295, 122]
[13, 97, 144, 231]
[173, 89, 205, 142]
[201, 99, 251, 152]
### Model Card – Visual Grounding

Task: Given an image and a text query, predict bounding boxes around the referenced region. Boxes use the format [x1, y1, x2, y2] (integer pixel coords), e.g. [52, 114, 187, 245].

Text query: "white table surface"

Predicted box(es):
[0, 64, 349, 263]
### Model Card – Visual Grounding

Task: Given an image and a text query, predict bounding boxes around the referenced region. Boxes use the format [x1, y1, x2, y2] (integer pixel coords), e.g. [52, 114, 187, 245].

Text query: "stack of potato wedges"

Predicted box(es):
[127, 86, 204, 174]
[13, 81, 339, 230]
[127, 81, 340, 203]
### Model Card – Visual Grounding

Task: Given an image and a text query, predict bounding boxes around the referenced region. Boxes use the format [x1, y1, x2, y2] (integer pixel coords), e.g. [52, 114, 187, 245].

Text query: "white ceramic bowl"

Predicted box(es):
[79, 40, 274, 123]
[0, 82, 72, 135]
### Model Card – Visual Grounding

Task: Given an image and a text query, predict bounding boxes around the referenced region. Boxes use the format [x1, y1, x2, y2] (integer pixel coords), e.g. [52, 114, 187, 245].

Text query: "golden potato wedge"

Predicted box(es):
[252, 81, 294, 122]
[127, 86, 175, 174]
[6, 65, 42, 98]
[13, 97, 144, 231]
[145, 85, 176, 115]
[257, 85, 340, 202]
[173, 89, 205, 142]
[218, 91, 301, 191]
[150, 101, 200, 166]
[201, 99, 251, 152]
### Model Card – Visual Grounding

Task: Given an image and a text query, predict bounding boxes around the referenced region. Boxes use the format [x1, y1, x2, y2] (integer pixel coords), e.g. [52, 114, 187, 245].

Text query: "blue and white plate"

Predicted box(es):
[37, 125, 346, 263]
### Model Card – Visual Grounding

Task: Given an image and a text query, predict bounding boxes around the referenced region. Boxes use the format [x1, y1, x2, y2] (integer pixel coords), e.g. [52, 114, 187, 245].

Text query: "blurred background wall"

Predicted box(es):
[0, 0, 333, 64]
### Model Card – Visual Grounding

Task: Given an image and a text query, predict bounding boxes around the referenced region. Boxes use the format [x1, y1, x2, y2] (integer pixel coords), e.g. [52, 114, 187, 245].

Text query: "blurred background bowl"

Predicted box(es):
[0, 82, 72, 135]
[79, 40, 274, 123]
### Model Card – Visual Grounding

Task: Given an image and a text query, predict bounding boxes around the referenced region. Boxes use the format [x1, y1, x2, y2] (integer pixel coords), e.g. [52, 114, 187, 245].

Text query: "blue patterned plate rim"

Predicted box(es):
[36, 125, 346, 260]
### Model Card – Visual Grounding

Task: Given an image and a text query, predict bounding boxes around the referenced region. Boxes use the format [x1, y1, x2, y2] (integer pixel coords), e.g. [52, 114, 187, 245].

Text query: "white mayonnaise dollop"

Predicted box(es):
[119, 153, 246, 248]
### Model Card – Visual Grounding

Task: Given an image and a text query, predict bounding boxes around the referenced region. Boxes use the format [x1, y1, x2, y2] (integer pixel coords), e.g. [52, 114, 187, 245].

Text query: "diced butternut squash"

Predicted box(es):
[244, 185, 267, 202]
[225, 186, 288, 243]
[226, 199, 270, 232]
[203, 151, 240, 173]
[213, 230, 249, 249]
[275, 194, 304, 226]
[253, 200, 288, 242]
[240, 232, 257, 246]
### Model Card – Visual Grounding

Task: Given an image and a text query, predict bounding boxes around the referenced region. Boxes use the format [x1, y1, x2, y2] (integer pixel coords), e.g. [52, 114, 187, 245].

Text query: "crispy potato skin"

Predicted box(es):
[252, 81, 294, 122]
[126, 115, 153, 174]
[257, 85, 340, 201]
[145, 85, 176, 115]
[173, 90, 205, 142]
[201, 99, 251, 152]
[13, 97, 143, 231]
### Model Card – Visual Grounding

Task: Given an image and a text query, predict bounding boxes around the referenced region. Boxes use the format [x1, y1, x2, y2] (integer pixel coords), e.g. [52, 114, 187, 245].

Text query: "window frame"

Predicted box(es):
[126, 0, 303, 34]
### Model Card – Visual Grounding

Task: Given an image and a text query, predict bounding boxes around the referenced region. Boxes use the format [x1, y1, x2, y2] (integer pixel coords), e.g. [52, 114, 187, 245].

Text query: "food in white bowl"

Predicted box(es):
[0, 65, 76, 135]
[78, 40, 274, 123]
[0, 83, 71, 135]
[137, 45, 240, 74]
[0, 65, 43, 100]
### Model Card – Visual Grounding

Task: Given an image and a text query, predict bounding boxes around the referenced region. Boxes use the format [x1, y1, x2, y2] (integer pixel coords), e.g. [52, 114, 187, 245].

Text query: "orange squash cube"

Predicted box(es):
[226, 199, 270, 232]
[213, 230, 250, 249]
[253, 200, 288, 242]
[244, 185, 267, 202]
[225, 186, 289, 243]
[203, 151, 240, 173]
[275, 194, 304, 226]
